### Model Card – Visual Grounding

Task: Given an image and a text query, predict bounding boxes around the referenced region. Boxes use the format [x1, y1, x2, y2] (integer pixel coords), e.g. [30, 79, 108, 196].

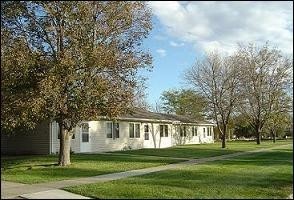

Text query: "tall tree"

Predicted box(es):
[185, 52, 240, 148]
[264, 93, 292, 143]
[236, 43, 292, 144]
[132, 79, 151, 110]
[1, 1, 152, 166]
[160, 89, 207, 120]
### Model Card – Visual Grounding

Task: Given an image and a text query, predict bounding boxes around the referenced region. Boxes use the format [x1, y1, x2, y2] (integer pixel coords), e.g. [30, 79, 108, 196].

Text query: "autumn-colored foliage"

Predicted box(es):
[1, 1, 152, 165]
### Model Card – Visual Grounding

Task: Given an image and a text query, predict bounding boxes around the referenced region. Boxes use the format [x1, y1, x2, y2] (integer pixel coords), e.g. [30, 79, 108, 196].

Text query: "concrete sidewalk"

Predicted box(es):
[20, 189, 91, 199]
[2, 144, 292, 199]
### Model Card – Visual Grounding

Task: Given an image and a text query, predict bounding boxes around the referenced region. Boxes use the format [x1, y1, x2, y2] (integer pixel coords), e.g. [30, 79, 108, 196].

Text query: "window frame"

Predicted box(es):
[180, 126, 187, 137]
[135, 123, 140, 138]
[129, 123, 140, 138]
[106, 122, 113, 138]
[192, 126, 198, 136]
[203, 127, 206, 138]
[129, 123, 134, 138]
[81, 123, 89, 143]
[113, 122, 119, 139]
[160, 125, 168, 137]
[144, 124, 149, 140]
[207, 127, 212, 136]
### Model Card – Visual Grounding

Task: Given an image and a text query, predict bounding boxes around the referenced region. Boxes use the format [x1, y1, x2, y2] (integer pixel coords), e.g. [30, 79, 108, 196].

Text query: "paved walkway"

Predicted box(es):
[2, 144, 292, 199]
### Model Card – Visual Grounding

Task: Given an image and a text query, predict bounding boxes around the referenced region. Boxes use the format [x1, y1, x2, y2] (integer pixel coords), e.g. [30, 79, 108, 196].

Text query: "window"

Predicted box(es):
[165, 125, 168, 137]
[72, 134, 75, 139]
[144, 125, 149, 140]
[192, 126, 197, 136]
[203, 127, 206, 138]
[160, 125, 164, 137]
[129, 123, 134, 138]
[180, 126, 186, 137]
[106, 122, 112, 138]
[207, 127, 212, 136]
[106, 122, 119, 139]
[114, 123, 119, 138]
[129, 123, 140, 138]
[135, 124, 140, 138]
[160, 125, 168, 137]
[81, 123, 89, 142]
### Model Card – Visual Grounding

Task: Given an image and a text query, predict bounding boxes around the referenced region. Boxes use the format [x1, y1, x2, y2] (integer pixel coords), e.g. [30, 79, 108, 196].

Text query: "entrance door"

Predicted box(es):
[80, 122, 91, 152]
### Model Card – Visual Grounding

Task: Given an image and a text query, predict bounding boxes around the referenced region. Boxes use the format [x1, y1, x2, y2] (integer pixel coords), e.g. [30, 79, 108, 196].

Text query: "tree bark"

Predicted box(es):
[58, 125, 71, 166]
[272, 130, 276, 143]
[256, 129, 261, 145]
[221, 125, 226, 148]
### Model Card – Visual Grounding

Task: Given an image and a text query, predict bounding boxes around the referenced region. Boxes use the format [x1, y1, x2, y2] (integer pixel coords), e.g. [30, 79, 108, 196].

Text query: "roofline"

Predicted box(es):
[97, 116, 215, 126]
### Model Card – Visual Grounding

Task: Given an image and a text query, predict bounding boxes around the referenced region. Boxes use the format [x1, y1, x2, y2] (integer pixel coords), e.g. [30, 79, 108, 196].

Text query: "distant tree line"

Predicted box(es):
[156, 42, 293, 148]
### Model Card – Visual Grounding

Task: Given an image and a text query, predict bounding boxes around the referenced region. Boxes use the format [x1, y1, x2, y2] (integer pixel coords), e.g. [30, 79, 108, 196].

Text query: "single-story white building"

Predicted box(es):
[1, 108, 215, 155]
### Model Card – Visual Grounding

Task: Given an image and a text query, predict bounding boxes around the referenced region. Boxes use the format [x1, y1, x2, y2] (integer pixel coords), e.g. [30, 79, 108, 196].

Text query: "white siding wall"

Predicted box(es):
[50, 120, 214, 154]
[89, 121, 144, 152]
[172, 125, 214, 145]
[198, 126, 214, 144]
[143, 123, 173, 149]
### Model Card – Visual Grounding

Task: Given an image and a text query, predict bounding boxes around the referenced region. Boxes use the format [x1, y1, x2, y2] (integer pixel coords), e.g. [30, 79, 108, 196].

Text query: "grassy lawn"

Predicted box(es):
[1, 154, 182, 184]
[65, 144, 293, 199]
[113, 139, 292, 159]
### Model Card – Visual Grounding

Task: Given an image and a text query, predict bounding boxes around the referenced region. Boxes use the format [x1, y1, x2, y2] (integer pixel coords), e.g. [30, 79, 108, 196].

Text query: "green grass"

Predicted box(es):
[1, 154, 181, 184]
[114, 139, 292, 159]
[2, 140, 291, 185]
[65, 144, 293, 199]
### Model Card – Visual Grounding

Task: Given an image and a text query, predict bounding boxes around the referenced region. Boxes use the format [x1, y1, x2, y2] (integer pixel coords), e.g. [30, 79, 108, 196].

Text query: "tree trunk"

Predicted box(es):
[256, 131, 261, 145]
[272, 130, 276, 143]
[221, 125, 226, 148]
[58, 125, 71, 166]
[221, 134, 226, 148]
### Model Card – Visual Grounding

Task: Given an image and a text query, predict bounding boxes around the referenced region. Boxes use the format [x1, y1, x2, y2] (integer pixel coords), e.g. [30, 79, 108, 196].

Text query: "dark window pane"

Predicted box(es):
[160, 125, 164, 137]
[203, 127, 206, 138]
[114, 123, 119, 138]
[165, 125, 168, 137]
[135, 124, 140, 138]
[82, 133, 89, 142]
[72, 134, 75, 139]
[144, 125, 149, 132]
[144, 125, 149, 140]
[129, 123, 134, 138]
[81, 123, 89, 142]
[145, 133, 149, 140]
[106, 122, 112, 138]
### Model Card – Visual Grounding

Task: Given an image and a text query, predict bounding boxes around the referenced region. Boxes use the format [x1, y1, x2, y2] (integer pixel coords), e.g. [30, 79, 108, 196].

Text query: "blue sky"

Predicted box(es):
[141, 17, 198, 106]
[141, 1, 293, 106]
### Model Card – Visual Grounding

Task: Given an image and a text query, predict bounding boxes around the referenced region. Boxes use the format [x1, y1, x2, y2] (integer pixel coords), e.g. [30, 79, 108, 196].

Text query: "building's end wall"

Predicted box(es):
[1, 120, 50, 155]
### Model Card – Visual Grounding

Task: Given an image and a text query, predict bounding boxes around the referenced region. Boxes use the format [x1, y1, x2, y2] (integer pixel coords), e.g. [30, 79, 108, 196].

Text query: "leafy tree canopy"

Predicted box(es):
[160, 89, 207, 120]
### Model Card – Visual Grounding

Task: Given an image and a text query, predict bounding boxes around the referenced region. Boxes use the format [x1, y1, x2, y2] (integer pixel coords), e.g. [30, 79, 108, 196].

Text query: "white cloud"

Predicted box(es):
[156, 49, 167, 57]
[148, 1, 293, 55]
[169, 41, 185, 47]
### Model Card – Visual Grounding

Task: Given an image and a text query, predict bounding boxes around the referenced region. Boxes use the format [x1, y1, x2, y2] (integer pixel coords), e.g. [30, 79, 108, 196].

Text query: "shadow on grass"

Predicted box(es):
[115, 148, 241, 159]
[75, 148, 292, 199]
[1, 153, 182, 184]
